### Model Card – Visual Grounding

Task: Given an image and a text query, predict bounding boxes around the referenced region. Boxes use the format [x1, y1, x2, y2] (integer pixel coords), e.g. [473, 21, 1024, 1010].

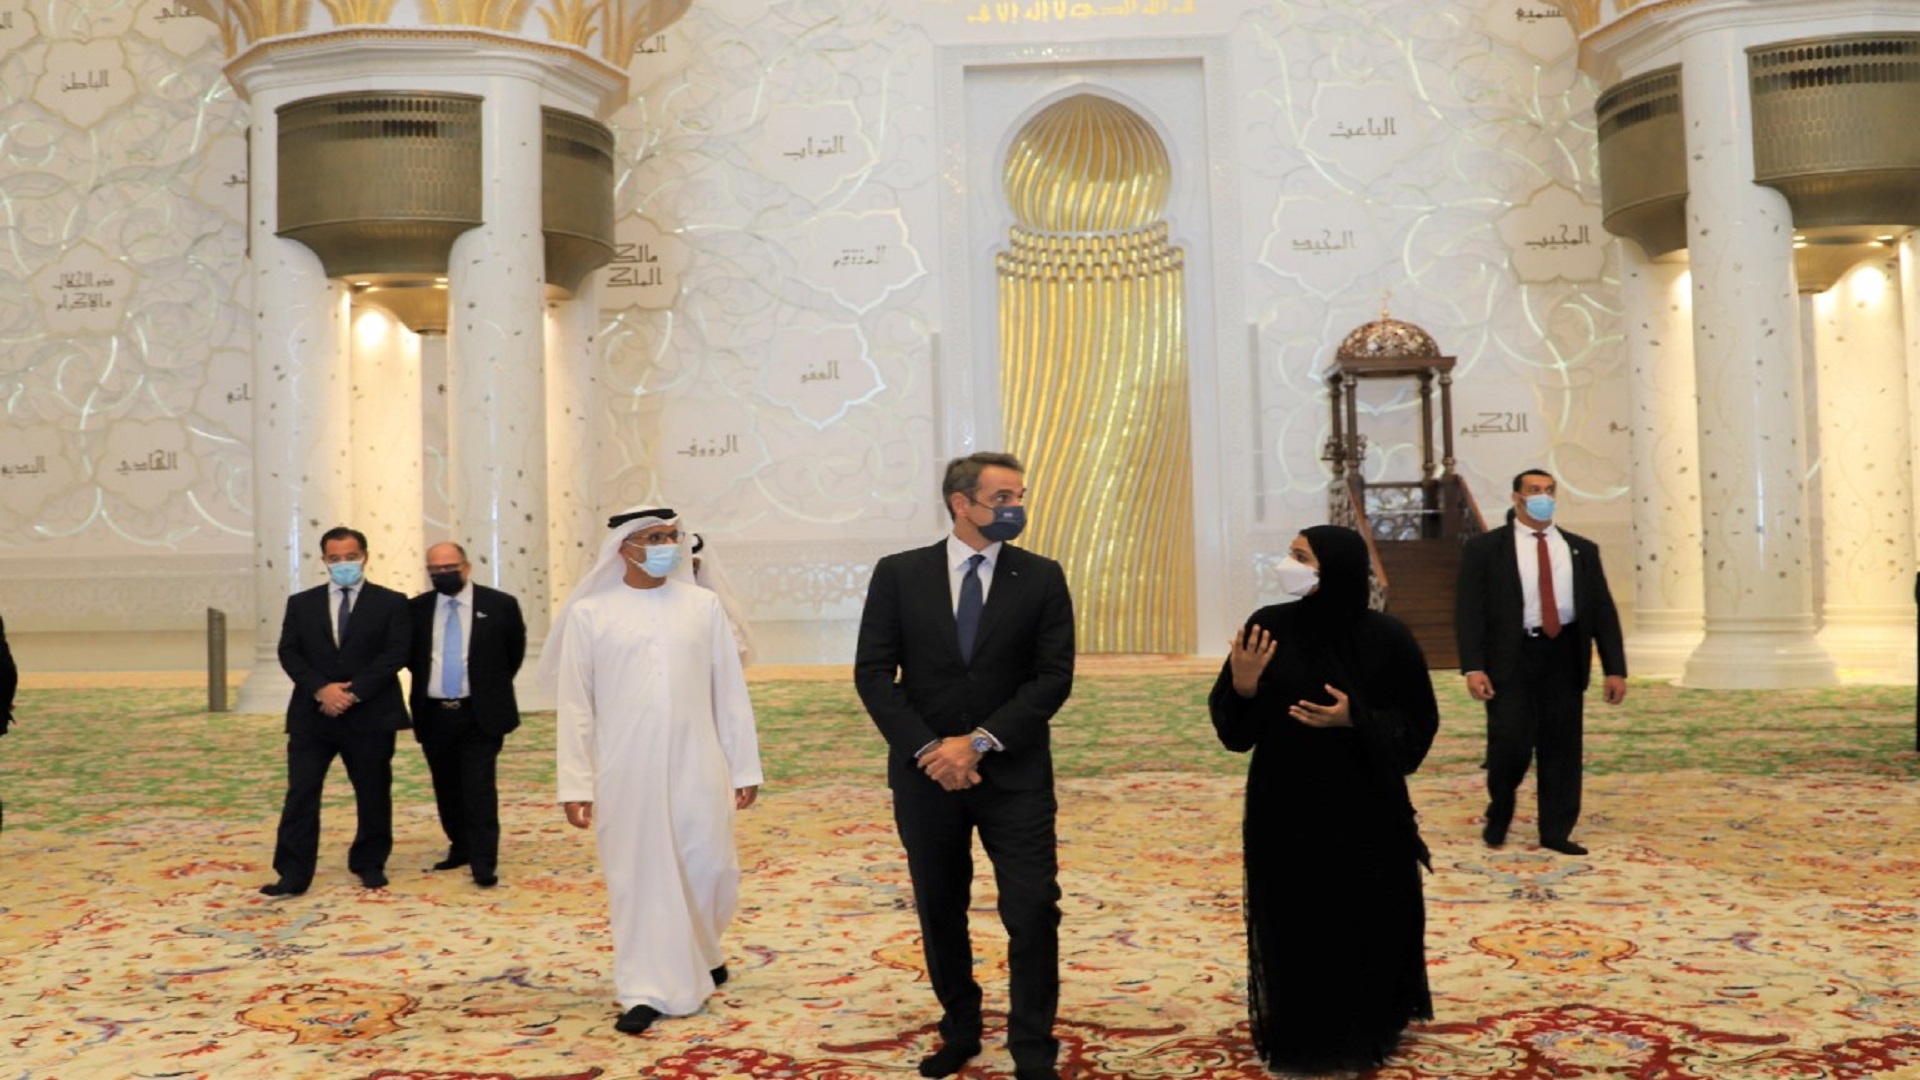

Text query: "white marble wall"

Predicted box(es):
[3, 0, 1633, 669]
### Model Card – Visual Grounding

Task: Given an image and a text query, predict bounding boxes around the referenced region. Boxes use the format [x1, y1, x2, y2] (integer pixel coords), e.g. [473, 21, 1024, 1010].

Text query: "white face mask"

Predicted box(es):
[1275, 555, 1319, 598]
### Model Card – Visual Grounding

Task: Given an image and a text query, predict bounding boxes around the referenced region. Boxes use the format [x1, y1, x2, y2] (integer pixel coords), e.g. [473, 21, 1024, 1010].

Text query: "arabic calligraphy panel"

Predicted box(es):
[33, 242, 135, 336]
[97, 420, 199, 513]
[1259, 197, 1388, 300]
[652, 397, 767, 503]
[138, 0, 218, 56]
[1302, 82, 1428, 185]
[33, 40, 136, 128]
[799, 209, 928, 314]
[603, 216, 691, 311]
[1482, 0, 1576, 69]
[757, 317, 882, 429]
[0, 0, 35, 52]
[752, 102, 877, 206]
[189, 348, 254, 441]
[188, 134, 249, 223]
[0, 429, 79, 517]
[1497, 183, 1607, 283]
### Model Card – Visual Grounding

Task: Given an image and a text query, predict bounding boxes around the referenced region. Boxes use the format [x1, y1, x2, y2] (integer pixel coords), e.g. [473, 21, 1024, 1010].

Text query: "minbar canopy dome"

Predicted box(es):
[1335, 315, 1443, 362]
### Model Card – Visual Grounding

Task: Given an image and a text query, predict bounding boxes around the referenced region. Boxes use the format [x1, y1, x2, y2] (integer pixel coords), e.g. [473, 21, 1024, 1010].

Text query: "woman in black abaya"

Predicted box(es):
[1209, 525, 1438, 1076]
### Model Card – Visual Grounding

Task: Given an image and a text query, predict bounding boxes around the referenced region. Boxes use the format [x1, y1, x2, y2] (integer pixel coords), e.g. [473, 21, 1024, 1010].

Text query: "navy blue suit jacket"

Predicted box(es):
[855, 541, 1075, 792]
[278, 582, 412, 736]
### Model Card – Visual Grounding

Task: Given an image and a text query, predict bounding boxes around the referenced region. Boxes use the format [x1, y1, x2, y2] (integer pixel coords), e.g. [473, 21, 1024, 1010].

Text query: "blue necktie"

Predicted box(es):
[441, 598, 464, 699]
[336, 587, 353, 644]
[956, 553, 984, 664]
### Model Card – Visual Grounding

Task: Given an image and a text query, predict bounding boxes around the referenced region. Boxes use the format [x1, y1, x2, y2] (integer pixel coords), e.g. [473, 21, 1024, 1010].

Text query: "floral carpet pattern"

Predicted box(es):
[2, 667, 1918, 1079]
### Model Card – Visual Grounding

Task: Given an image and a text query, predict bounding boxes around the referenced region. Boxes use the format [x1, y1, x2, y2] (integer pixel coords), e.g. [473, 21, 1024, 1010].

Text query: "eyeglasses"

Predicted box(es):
[425, 563, 464, 574]
[622, 531, 683, 548]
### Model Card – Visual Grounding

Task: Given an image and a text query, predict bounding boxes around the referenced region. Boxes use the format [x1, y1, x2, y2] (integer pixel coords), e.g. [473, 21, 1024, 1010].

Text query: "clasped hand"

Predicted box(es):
[918, 736, 983, 791]
[315, 682, 357, 717]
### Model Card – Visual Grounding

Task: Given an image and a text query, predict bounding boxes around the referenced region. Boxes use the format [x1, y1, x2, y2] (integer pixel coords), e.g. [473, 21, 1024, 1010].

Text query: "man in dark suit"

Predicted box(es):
[1455, 468, 1627, 856]
[855, 452, 1076, 1080]
[408, 541, 526, 888]
[1, 611, 15, 833]
[261, 526, 412, 896]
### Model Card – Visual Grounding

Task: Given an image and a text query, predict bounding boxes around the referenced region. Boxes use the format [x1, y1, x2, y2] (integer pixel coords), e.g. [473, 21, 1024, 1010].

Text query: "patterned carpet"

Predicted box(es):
[3, 665, 1918, 1079]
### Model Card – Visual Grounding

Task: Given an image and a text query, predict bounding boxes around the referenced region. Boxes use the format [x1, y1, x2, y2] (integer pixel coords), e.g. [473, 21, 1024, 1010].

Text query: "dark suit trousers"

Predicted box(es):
[272, 726, 396, 889]
[1485, 630, 1587, 843]
[420, 708, 505, 877]
[893, 781, 1061, 1069]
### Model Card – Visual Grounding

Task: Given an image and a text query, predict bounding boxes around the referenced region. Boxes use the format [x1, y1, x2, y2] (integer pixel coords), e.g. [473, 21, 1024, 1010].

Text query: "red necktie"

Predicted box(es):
[1534, 531, 1561, 638]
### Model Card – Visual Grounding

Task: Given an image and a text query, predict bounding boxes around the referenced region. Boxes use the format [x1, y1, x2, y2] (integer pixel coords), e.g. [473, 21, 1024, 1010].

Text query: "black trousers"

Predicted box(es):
[1484, 631, 1588, 843]
[272, 726, 396, 889]
[893, 781, 1061, 1070]
[419, 708, 505, 878]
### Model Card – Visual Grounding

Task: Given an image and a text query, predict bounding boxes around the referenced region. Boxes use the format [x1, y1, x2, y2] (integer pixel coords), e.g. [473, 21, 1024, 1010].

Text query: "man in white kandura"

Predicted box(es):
[540, 507, 764, 1036]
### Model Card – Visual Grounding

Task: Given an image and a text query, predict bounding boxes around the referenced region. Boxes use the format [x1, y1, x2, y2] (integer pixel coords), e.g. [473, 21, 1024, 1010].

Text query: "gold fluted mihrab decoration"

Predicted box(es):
[184, 0, 686, 67]
[998, 93, 1195, 654]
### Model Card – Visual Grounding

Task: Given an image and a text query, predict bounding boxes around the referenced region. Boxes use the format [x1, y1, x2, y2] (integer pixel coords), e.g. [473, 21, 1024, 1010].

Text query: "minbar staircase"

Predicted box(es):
[1334, 474, 1485, 672]
[1374, 538, 1464, 671]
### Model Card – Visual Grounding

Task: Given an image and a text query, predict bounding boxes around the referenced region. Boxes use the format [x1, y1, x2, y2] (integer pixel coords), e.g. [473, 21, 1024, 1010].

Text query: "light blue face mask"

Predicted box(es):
[640, 544, 683, 579]
[1524, 495, 1556, 522]
[328, 560, 365, 588]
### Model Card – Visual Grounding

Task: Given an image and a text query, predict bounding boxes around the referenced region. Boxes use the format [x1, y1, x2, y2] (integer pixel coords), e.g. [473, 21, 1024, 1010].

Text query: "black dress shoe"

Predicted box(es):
[431, 855, 470, 871]
[918, 1041, 981, 1078]
[258, 881, 306, 897]
[473, 873, 498, 888]
[1541, 839, 1589, 856]
[710, 965, 729, 987]
[1482, 821, 1507, 848]
[614, 1004, 661, 1035]
[357, 870, 389, 889]
[1013, 1068, 1062, 1080]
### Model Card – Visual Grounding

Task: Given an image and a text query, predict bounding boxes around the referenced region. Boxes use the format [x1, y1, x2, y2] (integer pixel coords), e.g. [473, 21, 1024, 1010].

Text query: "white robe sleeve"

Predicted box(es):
[554, 604, 599, 804]
[708, 598, 764, 789]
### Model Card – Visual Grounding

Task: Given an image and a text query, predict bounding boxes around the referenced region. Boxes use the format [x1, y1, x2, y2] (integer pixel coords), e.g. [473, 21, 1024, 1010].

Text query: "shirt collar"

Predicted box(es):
[438, 582, 475, 605]
[947, 532, 1002, 570]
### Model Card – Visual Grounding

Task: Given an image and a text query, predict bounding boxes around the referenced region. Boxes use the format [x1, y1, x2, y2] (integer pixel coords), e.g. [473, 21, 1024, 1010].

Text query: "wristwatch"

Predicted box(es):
[970, 732, 995, 754]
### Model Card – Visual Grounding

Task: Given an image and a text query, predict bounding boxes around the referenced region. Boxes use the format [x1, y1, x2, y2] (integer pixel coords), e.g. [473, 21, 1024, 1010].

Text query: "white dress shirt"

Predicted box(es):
[428, 583, 475, 699]
[946, 532, 1004, 611]
[1513, 521, 1575, 631]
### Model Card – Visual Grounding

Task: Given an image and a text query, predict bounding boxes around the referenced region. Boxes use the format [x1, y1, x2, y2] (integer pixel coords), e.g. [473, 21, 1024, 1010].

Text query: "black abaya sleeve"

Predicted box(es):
[1349, 613, 1440, 776]
[1209, 608, 1289, 753]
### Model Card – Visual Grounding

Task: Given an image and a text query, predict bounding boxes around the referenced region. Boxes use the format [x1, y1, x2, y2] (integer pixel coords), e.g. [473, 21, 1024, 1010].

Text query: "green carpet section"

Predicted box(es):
[8, 676, 1914, 832]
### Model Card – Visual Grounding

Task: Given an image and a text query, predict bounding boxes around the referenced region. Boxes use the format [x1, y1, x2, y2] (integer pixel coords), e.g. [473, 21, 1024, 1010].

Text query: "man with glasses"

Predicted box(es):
[539, 508, 763, 1036]
[407, 541, 527, 888]
[261, 526, 412, 896]
[855, 453, 1077, 1080]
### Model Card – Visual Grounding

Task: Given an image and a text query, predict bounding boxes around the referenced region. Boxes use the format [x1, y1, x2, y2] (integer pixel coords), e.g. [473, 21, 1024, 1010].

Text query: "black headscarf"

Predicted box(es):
[1294, 524, 1372, 628]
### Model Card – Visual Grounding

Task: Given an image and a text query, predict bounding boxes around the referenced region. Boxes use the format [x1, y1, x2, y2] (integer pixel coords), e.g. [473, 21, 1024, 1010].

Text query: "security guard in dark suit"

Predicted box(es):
[408, 541, 526, 888]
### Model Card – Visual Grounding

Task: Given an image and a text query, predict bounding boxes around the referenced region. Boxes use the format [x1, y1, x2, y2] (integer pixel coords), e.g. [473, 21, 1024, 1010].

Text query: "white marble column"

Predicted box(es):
[421, 333, 453, 535]
[349, 303, 426, 592]
[445, 76, 550, 635]
[1621, 242, 1703, 679]
[234, 88, 356, 715]
[545, 279, 604, 622]
[1677, 28, 1834, 688]
[1812, 260, 1916, 677]
[1903, 235, 1920, 602]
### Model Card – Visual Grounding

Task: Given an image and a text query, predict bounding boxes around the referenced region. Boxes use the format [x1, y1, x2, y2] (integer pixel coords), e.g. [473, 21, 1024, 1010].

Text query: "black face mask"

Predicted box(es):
[430, 571, 465, 596]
